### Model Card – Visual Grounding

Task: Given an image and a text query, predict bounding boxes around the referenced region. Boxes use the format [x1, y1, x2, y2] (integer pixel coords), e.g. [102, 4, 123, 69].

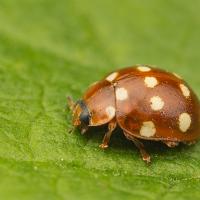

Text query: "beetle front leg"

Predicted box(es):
[99, 119, 117, 149]
[80, 125, 89, 134]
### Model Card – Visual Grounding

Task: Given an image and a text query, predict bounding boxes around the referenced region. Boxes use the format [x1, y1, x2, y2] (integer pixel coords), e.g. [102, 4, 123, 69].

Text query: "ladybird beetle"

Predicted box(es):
[68, 65, 200, 163]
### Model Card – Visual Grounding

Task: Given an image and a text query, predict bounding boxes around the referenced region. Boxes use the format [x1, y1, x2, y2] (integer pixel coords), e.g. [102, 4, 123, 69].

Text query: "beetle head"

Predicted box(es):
[72, 100, 90, 132]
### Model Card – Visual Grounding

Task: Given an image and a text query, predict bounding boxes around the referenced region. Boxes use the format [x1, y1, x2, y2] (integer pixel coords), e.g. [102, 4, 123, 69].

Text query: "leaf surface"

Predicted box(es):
[0, 0, 200, 200]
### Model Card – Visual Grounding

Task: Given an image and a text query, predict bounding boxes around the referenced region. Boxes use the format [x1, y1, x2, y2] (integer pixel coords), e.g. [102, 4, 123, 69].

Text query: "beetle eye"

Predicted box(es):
[80, 110, 90, 125]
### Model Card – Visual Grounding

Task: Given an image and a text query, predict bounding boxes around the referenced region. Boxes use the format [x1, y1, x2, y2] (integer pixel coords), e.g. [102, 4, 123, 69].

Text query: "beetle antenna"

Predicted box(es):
[66, 96, 75, 111]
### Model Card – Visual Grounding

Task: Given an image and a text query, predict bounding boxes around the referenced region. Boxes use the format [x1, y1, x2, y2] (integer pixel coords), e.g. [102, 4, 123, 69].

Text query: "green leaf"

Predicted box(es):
[0, 0, 200, 200]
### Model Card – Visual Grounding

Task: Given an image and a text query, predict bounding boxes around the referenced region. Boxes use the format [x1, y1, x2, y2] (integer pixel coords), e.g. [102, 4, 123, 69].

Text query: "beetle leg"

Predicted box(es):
[163, 141, 179, 148]
[67, 96, 75, 111]
[99, 119, 117, 149]
[183, 140, 197, 146]
[132, 138, 151, 164]
[123, 131, 151, 163]
[80, 125, 89, 134]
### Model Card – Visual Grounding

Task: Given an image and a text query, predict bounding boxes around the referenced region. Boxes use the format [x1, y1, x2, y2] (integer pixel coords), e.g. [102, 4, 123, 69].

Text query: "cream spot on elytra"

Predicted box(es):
[106, 106, 116, 119]
[140, 121, 156, 137]
[106, 72, 118, 82]
[137, 66, 151, 72]
[150, 96, 165, 111]
[116, 87, 128, 101]
[144, 77, 158, 88]
[180, 84, 190, 98]
[179, 113, 192, 132]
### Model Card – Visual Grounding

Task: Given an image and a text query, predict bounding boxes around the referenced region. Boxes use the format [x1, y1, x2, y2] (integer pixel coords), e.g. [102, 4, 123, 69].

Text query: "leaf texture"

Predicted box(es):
[0, 0, 200, 199]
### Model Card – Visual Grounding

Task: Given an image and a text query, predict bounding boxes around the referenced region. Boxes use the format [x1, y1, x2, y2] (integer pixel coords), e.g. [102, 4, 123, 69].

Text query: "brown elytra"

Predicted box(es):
[68, 65, 200, 163]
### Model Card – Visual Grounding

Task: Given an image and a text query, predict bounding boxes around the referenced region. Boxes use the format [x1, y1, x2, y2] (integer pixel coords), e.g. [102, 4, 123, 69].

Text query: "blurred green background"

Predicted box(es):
[0, 0, 200, 200]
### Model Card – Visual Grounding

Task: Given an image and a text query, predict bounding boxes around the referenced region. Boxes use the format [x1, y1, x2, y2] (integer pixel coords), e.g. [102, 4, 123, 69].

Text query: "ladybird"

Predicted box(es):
[68, 65, 200, 163]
